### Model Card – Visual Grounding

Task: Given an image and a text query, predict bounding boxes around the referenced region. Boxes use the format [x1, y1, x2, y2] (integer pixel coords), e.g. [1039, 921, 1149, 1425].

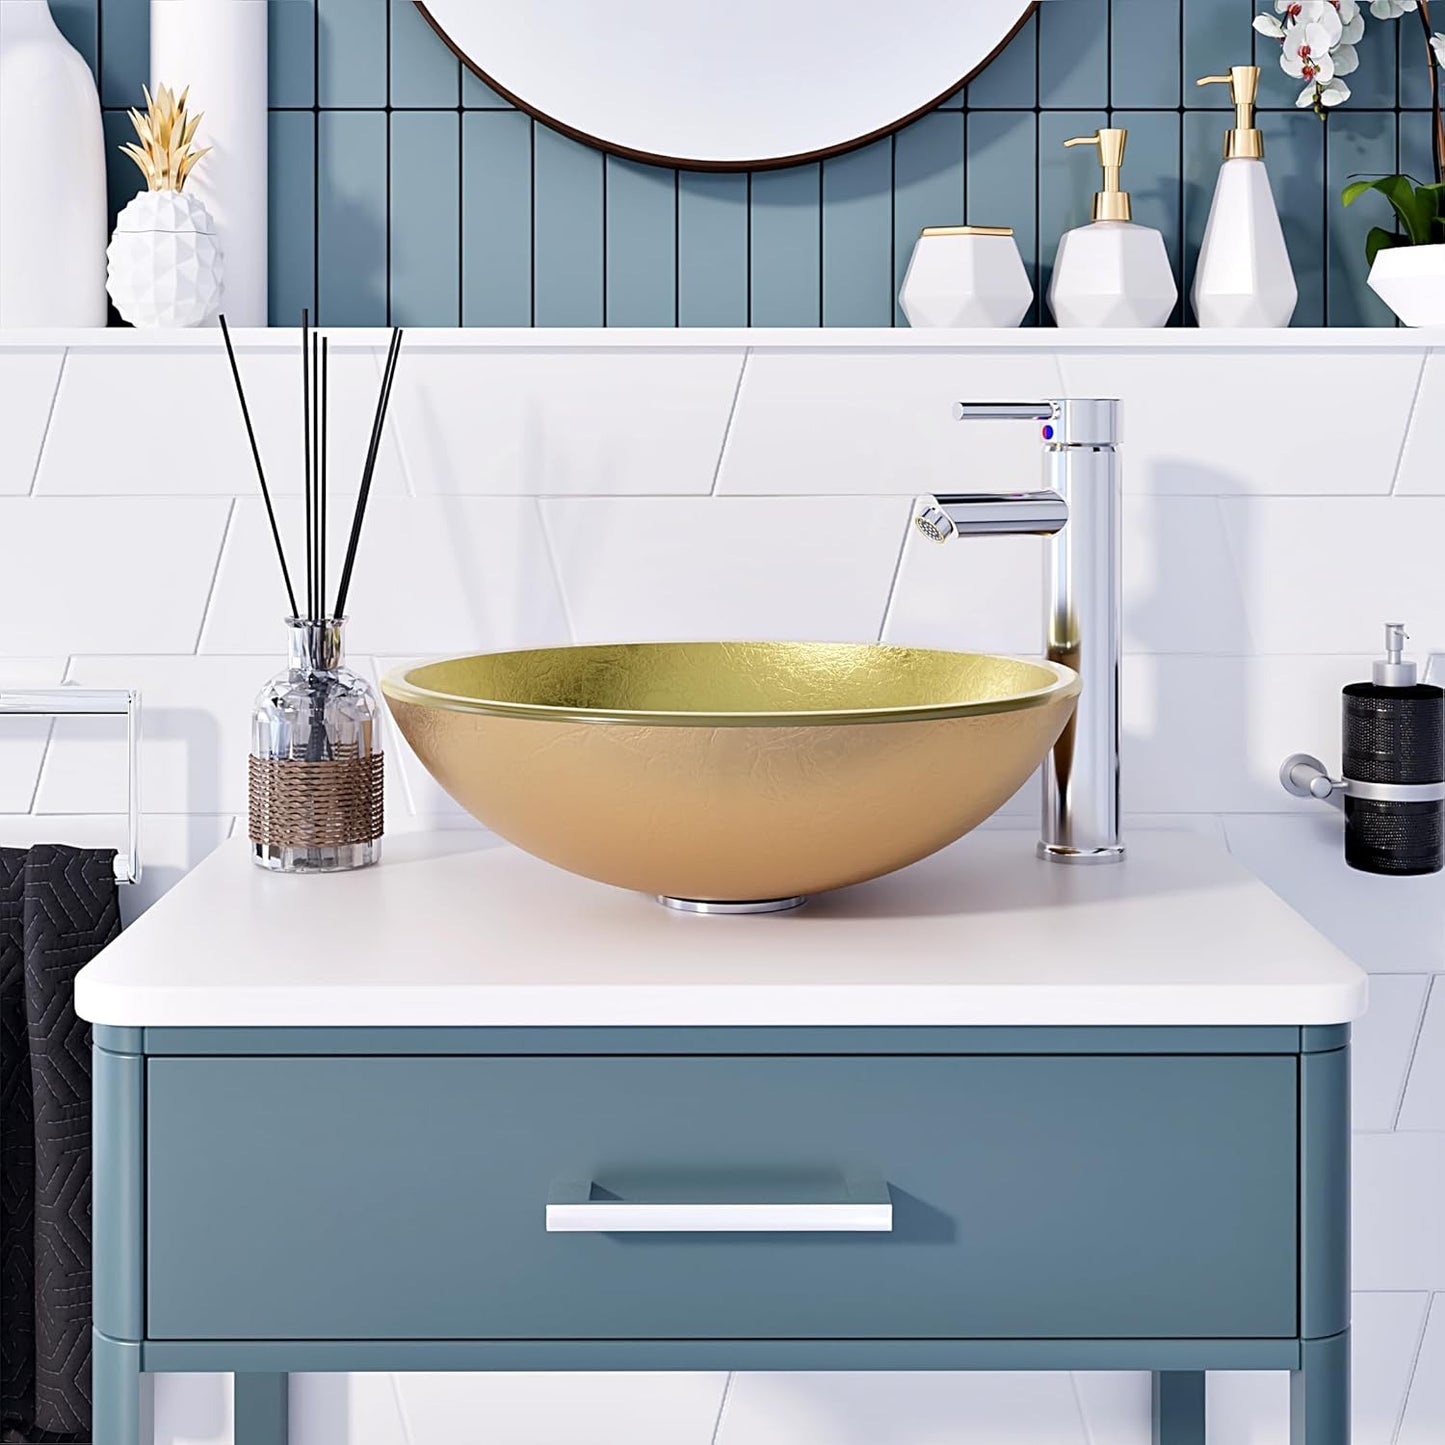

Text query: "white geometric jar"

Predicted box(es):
[107, 189, 225, 328]
[899, 226, 1034, 328]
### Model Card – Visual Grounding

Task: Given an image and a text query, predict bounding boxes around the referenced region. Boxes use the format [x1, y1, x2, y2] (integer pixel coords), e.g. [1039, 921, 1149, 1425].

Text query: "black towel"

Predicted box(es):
[1, 846, 120, 1442]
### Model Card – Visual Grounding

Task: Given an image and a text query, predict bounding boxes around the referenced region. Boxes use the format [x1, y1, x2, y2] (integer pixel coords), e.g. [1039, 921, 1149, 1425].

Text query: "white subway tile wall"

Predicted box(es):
[5, 336, 1444, 1445]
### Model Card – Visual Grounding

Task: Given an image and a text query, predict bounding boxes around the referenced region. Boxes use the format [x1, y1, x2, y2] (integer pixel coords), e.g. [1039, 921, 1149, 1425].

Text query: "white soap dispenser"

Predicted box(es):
[1191, 66, 1297, 328]
[1048, 128, 1178, 328]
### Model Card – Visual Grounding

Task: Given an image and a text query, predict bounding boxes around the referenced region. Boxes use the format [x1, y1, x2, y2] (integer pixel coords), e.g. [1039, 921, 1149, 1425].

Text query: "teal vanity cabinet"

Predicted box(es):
[78, 833, 1366, 1445]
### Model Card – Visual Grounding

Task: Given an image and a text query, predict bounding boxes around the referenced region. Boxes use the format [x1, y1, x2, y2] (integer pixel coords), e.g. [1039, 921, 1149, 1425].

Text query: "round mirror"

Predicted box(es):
[417, 1, 1036, 170]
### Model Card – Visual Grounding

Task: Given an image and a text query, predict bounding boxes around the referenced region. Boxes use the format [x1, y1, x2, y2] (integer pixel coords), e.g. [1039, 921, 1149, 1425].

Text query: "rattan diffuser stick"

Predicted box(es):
[334, 327, 403, 619]
[218, 314, 402, 625]
[218, 315, 298, 617]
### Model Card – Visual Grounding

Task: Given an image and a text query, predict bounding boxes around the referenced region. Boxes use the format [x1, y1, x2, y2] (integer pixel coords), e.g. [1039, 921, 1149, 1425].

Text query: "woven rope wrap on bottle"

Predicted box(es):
[248, 754, 384, 848]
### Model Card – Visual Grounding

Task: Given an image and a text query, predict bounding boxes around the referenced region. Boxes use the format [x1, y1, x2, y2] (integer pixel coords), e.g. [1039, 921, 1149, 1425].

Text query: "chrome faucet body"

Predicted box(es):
[917, 398, 1123, 865]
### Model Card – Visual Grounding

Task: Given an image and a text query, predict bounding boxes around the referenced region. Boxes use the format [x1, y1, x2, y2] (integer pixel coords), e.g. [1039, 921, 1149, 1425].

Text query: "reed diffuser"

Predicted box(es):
[220, 313, 403, 873]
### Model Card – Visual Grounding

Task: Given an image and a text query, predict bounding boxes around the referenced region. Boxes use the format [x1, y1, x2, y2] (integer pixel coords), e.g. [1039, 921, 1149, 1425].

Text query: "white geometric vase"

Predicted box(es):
[899, 227, 1034, 328]
[1048, 222, 1178, 329]
[107, 190, 225, 328]
[1367, 244, 1445, 328]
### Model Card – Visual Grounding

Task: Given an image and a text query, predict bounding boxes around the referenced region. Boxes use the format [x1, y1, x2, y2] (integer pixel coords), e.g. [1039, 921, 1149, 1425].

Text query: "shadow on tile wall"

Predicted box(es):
[69, 0, 1435, 326]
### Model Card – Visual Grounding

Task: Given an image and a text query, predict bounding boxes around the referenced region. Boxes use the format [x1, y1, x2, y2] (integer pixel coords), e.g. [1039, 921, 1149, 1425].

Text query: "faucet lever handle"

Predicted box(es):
[953, 402, 1056, 423]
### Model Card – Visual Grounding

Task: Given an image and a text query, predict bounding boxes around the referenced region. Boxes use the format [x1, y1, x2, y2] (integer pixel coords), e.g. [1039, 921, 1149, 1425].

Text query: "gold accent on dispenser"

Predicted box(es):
[1063, 129, 1133, 223]
[1197, 67, 1266, 159]
[382, 642, 1079, 904]
[919, 225, 1015, 237]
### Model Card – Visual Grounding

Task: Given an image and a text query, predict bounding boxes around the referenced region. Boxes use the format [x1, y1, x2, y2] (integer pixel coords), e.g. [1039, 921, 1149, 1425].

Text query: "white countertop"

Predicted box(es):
[75, 829, 1367, 1029]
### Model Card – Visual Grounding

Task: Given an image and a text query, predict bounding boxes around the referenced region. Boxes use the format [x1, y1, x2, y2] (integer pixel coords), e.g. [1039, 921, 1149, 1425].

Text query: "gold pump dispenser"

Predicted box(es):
[1063, 129, 1132, 223]
[1197, 66, 1265, 160]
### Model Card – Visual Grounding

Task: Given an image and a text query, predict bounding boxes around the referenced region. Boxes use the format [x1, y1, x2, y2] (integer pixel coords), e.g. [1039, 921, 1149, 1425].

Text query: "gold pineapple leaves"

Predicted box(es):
[119, 84, 212, 192]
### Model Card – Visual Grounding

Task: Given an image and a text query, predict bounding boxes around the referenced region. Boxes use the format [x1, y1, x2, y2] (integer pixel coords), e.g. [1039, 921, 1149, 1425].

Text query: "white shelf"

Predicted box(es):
[2, 325, 1443, 353]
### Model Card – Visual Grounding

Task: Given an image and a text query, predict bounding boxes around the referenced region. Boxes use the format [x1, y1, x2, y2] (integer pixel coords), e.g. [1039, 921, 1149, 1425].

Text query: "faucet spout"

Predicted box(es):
[917, 492, 1069, 541]
[917, 397, 1123, 865]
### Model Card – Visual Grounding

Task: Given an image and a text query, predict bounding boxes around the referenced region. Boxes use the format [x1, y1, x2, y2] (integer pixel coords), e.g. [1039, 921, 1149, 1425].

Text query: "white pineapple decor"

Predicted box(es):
[106, 84, 224, 328]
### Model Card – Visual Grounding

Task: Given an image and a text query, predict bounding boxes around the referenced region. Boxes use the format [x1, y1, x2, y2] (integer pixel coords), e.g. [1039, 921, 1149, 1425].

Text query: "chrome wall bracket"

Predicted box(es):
[1280, 752, 1445, 807]
[0, 688, 142, 884]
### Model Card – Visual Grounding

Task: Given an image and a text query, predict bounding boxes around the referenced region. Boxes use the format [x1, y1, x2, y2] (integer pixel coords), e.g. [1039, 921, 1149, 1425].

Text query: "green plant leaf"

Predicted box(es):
[1365, 226, 1403, 267]
[1342, 177, 1382, 208]
[1342, 173, 1436, 246]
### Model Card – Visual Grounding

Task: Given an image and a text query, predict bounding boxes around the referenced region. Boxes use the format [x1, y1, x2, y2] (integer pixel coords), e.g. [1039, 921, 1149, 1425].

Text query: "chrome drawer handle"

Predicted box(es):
[545, 1172, 892, 1233]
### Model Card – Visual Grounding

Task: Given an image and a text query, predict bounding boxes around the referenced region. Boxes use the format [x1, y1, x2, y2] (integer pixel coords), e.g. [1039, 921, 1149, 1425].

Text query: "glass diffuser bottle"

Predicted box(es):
[219, 311, 403, 875]
[249, 618, 383, 872]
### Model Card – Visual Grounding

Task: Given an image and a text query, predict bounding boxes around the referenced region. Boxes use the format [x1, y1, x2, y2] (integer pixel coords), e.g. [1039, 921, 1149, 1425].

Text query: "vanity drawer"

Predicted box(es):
[146, 1053, 1297, 1342]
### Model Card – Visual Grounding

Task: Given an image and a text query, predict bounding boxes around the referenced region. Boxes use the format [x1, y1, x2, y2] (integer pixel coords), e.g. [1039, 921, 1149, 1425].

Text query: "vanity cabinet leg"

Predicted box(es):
[235, 1372, 290, 1445]
[1151, 1370, 1205, 1445]
[1291, 1331, 1350, 1445]
[92, 1330, 144, 1445]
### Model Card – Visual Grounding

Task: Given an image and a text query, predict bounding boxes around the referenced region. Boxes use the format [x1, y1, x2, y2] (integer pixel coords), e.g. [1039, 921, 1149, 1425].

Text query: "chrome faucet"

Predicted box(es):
[916, 399, 1123, 865]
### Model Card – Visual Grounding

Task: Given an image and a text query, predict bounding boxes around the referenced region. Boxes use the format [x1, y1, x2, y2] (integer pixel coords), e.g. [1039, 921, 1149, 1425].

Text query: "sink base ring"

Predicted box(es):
[658, 895, 808, 915]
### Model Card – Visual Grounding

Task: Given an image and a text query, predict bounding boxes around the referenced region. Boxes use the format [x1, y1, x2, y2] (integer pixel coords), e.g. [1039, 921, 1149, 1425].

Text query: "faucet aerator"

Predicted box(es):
[915, 506, 956, 543]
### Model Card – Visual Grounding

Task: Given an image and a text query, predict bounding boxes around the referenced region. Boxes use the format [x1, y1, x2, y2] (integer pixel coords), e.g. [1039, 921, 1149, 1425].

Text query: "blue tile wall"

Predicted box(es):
[89, 0, 1438, 326]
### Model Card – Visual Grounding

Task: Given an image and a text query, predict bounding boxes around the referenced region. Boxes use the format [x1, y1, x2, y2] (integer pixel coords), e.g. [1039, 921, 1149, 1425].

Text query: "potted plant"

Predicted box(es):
[1256, 0, 1445, 326]
[106, 83, 224, 328]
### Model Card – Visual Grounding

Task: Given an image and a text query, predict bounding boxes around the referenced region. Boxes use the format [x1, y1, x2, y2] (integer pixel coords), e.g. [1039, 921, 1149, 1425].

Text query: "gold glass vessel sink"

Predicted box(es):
[382, 642, 1079, 910]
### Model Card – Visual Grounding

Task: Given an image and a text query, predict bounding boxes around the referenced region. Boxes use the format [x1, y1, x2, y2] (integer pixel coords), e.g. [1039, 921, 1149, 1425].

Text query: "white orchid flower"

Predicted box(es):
[1255, 12, 1288, 36]
[1282, 13, 1343, 84]
[1314, 76, 1353, 105]
[1369, 0, 1416, 18]
[1333, 41, 1361, 74]
[1432, 33, 1445, 63]
[1334, 0, 1366, 43]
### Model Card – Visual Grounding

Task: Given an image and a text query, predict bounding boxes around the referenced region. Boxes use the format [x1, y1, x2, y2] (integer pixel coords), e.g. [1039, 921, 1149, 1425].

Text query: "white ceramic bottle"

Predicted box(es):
[1191, 66, 1296, 328]
[0, 0, 108, 327]
[1047, 128, 1178, 329]
[152, 0, 269, 324]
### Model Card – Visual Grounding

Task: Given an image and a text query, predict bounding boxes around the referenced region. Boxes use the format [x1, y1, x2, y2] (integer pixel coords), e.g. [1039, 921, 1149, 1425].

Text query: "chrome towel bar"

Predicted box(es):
[0, 689, 141, 884]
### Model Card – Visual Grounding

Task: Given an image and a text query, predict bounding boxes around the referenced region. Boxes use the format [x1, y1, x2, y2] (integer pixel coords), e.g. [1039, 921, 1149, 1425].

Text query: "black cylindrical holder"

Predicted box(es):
[1342, 682, 1444, 875]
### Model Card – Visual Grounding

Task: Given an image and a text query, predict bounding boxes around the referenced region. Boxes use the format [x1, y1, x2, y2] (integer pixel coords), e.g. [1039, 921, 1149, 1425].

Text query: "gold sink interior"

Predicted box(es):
[383, 642, 1079, 907]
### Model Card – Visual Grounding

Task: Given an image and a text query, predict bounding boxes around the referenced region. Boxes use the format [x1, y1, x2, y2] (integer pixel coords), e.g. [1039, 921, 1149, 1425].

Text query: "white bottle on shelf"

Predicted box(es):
[151, 0, 269, 325]
[1047, 128, 1178, 329]
[1192, 65, 1297, 329]
[0, 0, 108, 327]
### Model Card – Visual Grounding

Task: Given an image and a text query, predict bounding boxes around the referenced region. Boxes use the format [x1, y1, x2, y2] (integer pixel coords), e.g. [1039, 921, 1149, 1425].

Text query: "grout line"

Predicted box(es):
[1067, 1369, 1094, 1445]
[1391, 973, 1435, 1131]
[25, 656, 76, 816]
[708, 1373, 735, 1445]
[192, 500, 237, 654]
[1393, 1292, 1437, 1445]
[875, 500, 915, 643]
[533, 497, 580, 644]
[1209, 495, 1263, 655]
[21, 715, 58, 816]
[1388, 352, 1429, 496]
[388, 1372, 418, 1445]
[707, 350, 750, 497]
[27, 350, 69, 497]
